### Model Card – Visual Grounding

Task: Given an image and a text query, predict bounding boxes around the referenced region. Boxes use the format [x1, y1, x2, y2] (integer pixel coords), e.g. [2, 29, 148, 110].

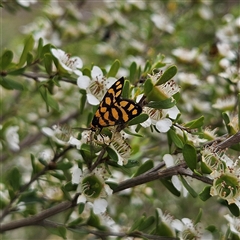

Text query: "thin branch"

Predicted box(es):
[113, 163, 186, 193]
[216, 131, 240, 150]
[0, 110, 79, 162]
[0, 194, 80, 232]
[0, 145, 73, 221]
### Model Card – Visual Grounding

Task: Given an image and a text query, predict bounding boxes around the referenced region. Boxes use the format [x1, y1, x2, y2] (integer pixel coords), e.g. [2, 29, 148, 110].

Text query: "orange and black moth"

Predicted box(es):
[91, 77, 142, 131]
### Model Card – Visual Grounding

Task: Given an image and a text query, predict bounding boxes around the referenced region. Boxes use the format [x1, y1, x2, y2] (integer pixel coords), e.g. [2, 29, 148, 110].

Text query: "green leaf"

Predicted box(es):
[222, 112, 231, 133]
[78, 203, 85, 215]
[183, 144, 197, 171]
[129, 215, 145, 231]
[180, 175, 198, 198]
[46, 226, 66, 239]
[57, 161, 73, 170]
[68, 217, 83, 227]
[18, 35, 35, 67]
[87, 211, 104, 230]
[44, 53, 53, 75]
[123, 128, 143, 137]
[129, 61, 137, 83]
[50, 172, 66, 181]
[39, 86, 59, 111]
[106, 147, 118, 162]
[107, 59, 120, 77]
[138, 216, 155, 231]
[194, 208, 202, 225]
[147, 98, 176, 109]
[184, 116, 204, 129]
[79, 91, 87, 114]
[156, 65, 177, 85]
[144, 78, 153, 96]
[127, 113, 149, 126]
[36, 37, 43, 59]
[168, 129, 184, 149]
[8, 167, 21, 191]
[26, 52, 33, 65]
[160, 178, 181, 197]
[63, 182, 77, 192]
[0, 50, 13, 70]
[123, 159, 139, 168]
[228, 203, 240, 217]
[122, 79, 130, 98]
[133, 160, 154, 177]
[0, 77, 24, 90]
[18, 190, 43, 204]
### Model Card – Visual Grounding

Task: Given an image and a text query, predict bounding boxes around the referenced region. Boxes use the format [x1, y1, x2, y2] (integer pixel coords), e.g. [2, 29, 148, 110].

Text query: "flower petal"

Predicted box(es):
[93, 198, 108, 214]
[72, 167, 82, 184]
[156, 118, 172, 133]
[87, 93, 100, 105]
[91, 66, 103, 80]
[77, 75, 91, 89]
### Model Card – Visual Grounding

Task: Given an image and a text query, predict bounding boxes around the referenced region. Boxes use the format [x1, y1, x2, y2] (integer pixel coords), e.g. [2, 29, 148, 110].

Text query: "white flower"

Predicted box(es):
[163, 154, 188, 197]
[42, 125, 81, 149]
[77, 66, 116, 105]
[110, 131, 131, 165]
[172, 218, 203, 239]
[151, 14, 175, 33]
[5, 126, 20, 151]
[17, 0, 37, 7]
[141, 106, 179, 133]
[224, 214, 240, 235]
[51, 48, 83, 75]
[72, 167, 112, 214]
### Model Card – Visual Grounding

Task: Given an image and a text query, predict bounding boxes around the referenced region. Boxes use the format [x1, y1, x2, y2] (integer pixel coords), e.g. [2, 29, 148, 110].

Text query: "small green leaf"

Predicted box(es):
[228, 203, 240, 217]
[18, 35, 34, 67]
[183, 144, 197, 171]
[50, 172, 66, 181]
[180, 175, 198, 198]
[138, 216, 155, 231]
[129, 215, 145, 231]
[87, 211, 103, 230]
[160, 178, 181, 197]
[156, 65, 177, 85]
[122, 79, 130, 98]
[80, 92, 87, 114]
[123, 128, 143, 137]
[39, 86, 59, 111]
[106, 147, 118, 162]
[44, 53, 53, 75]
[47, 226, 66, 239]
[144, 78, 153, 96]
[0, 50, 13, 70]
[68, 217, 83, 227]
[78, 203, 85, 215]
[26, 52, 33, 65]
[57, 161, 73, 170]
[123, 159, 139, 168]
[184, 116, 204, 129]
[129, 61, 137, 83]
[127, 113, 149, 126]
[143, 60, 151, 72]
[107, 59, 120, 77]
[168, 129, 184, 149]
[147, 98, 176, 109]
[222, 112, 231, 133]
[63, 182, 77, 192]
[194, 208, 202, 225]
[133, 160, 154, 177]
[8, 167, 21, 191]
[36, 37, 43, 59]
[0, 77, 24, 90]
